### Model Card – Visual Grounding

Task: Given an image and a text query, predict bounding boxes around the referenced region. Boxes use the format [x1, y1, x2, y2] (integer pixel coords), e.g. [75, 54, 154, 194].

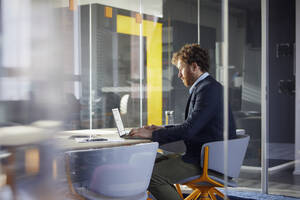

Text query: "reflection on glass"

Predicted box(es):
[227, 0, 262, 191]
[79, 4, 147, 129]
[75, 3, 164, 130]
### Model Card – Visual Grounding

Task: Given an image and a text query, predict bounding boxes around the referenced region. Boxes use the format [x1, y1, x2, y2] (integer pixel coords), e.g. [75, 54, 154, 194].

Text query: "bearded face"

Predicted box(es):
[177, 59, 198, 87]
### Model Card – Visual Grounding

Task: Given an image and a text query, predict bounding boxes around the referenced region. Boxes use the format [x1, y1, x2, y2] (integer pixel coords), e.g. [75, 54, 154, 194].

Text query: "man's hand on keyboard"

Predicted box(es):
[143, 124, 163, 131]
[129, 127, 153, 139]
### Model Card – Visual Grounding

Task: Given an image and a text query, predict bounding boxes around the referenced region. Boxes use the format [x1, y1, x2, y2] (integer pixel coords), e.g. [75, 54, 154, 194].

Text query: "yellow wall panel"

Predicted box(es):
[117, 15, 162, 125]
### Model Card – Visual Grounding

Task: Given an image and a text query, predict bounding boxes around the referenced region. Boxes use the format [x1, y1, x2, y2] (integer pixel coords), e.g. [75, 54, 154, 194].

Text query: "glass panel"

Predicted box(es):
[0, 1, 67, 125]
[1, 0, 298, 198]
[268, 0, 300, 197]
[56, 5, 83, 130]
[228, 0, 262, 191]
[71, 2, 146, 130]
[159, 0, 222, 125]
[78, 1, 164, 129]
[0, 1, 71, 199]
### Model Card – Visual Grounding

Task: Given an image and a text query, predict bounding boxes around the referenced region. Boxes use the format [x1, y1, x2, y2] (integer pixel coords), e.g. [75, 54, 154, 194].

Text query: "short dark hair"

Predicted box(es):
[171, 44, 210, 72]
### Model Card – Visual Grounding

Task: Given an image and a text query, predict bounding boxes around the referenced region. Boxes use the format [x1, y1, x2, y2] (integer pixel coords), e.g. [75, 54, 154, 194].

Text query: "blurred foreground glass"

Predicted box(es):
[0, 0, 75, 199]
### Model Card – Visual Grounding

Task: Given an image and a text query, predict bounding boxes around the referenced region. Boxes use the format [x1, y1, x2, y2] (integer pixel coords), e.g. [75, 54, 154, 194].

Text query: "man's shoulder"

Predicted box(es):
[194, 76, 221, 91]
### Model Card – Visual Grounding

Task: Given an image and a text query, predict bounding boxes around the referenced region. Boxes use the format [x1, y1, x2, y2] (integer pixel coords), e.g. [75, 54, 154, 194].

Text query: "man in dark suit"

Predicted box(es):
[130, 44, 236, 200]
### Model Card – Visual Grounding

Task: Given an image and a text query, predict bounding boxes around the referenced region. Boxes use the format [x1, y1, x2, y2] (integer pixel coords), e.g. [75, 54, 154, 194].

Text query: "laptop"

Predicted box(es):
[112, 108, 147, 139]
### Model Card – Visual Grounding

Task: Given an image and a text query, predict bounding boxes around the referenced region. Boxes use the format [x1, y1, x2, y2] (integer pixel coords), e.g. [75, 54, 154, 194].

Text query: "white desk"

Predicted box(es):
[55, 128, 151, 151]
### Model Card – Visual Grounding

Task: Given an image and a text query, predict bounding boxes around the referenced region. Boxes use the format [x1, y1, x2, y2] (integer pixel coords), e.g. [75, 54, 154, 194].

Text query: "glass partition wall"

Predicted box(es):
[0, 1, 73, 199]
[0, 0, 299, 198]
[72, 2, 163, 130]
[28, 0, 300, 198]
[72, 0, 263, 195]
[267, 0, 298, 197]
[227, 0, 263, 190]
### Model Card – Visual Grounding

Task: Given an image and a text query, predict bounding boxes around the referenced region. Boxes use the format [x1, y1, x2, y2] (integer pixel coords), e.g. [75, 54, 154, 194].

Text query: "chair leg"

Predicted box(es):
[185, 189, 201, 200]
[210, 187, 227, 200]
[208, 189, 217, 200]
[175, 184, 184, 200]
[193, 190, 202, 200]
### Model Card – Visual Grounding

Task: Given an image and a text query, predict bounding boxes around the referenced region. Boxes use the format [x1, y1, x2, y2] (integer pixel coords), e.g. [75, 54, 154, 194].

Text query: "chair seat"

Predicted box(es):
[175, 134, 249, 200]
[76, 187, 147, 200]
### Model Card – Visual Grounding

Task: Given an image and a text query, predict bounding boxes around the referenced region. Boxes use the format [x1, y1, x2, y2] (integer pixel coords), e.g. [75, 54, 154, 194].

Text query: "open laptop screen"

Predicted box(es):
[112, 108, 126, 137]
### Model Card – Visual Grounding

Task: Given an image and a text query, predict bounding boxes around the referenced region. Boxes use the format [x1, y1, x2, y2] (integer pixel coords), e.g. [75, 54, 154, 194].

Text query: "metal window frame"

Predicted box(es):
[261, 0, 269, 194]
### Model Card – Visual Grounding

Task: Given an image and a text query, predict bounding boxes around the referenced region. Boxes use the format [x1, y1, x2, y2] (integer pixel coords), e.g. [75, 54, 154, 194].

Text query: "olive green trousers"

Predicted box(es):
[148, 153, 201, 200]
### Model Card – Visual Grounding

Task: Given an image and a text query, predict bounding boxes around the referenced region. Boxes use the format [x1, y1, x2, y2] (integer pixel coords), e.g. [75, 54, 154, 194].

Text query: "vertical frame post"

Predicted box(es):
[261, 0, 269, 194]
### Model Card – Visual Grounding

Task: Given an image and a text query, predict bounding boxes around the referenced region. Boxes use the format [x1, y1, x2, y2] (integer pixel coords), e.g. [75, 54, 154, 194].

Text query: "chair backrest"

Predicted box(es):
[200, 134, 250, 178]
[65, 142, 158, 198]
[120, 94, 130, 115]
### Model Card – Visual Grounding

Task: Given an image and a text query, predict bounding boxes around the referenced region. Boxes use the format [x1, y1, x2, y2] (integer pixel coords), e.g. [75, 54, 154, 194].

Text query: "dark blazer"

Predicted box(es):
[152, 75, 236, 164]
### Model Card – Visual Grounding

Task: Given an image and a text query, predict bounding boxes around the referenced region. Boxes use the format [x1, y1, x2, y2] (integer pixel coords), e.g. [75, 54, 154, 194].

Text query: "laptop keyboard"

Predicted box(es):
[122, 135, 147, 140]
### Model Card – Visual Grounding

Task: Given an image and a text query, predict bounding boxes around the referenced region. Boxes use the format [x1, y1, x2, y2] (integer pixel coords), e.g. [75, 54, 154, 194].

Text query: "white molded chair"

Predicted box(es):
[120, 94, 130, 115]
[65, 142, 158, 200]
[175, 134, 250, 200]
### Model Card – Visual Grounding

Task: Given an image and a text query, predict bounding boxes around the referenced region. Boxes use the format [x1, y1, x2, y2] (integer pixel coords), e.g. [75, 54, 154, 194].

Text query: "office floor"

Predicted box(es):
[177, 166, 300, 199]
[237, 166, 300, 198]
[40, 166, 300, 199]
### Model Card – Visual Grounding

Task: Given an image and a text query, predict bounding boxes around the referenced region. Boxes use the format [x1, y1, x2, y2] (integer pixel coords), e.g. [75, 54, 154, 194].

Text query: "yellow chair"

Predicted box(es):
[175, 134, 250, 200]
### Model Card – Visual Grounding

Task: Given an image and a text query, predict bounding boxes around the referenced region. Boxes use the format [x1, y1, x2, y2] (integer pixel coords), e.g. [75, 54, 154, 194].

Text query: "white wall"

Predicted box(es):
[294, 0, 300, 175]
